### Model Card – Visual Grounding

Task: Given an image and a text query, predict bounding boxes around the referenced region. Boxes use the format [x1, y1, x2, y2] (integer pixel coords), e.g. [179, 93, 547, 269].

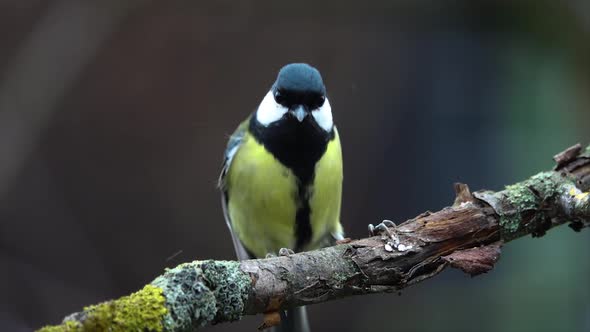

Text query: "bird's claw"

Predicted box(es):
[368, 219, 396, 237]
[265, 248, 295, 258]
[278, 248, 295, 256]
[369, 220, 414, 252]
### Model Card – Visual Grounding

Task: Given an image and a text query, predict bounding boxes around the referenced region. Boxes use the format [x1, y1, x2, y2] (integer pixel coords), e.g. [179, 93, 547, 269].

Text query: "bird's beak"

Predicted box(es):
[290, 106, 307, 122]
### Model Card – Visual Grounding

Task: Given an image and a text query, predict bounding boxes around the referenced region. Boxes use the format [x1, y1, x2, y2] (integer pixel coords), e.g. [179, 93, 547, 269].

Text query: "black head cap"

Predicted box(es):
[272, 63, 326, 109]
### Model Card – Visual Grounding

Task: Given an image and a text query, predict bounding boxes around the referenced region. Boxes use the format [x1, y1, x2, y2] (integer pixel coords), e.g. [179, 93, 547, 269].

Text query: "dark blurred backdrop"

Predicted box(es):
[1, 1, 589, 331]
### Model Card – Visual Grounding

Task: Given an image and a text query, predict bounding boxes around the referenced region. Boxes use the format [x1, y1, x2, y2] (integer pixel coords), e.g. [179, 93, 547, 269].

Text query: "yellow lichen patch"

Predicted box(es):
[38, 285, 168, 332]
[82, 284, 167, 331]
[569, 187, 577, 196]
[575, 192, 589, 201]
[38, 320, 81, 332]
[569, 187, 589, 201]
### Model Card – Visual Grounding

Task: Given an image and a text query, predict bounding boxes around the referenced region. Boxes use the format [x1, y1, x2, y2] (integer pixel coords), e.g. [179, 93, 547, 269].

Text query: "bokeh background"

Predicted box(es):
[1, 1, 589, 331]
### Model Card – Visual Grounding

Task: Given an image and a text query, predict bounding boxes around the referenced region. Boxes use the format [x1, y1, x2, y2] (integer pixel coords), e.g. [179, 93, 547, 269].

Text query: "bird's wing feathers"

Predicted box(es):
[218, 118, 249, 189]
[219, 118, 252, 261]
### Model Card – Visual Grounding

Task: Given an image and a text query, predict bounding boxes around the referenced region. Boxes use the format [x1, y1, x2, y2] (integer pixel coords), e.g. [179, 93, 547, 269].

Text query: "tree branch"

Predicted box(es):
[39, 144, 590, 332]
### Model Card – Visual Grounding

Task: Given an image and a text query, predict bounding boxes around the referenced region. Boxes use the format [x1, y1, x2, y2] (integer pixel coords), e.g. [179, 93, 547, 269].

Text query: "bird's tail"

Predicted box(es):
[272, 306, 310, 332]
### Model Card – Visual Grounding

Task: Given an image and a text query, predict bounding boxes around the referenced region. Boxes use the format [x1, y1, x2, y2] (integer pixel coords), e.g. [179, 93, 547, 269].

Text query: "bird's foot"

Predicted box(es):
[265, 248, 294, 258]
[278, 248, 295, 256]
[368, 219, 396, 237]
[369, 220, 401, 248]
[368, 220, 414, 252]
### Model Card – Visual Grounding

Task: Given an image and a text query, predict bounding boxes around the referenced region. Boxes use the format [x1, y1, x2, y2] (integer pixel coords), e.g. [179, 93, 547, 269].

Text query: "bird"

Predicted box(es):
[218, 63, 344, 332]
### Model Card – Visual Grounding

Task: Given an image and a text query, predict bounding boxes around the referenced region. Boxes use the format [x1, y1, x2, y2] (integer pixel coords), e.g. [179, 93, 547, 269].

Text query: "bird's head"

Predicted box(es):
[255, 63, 333, 132]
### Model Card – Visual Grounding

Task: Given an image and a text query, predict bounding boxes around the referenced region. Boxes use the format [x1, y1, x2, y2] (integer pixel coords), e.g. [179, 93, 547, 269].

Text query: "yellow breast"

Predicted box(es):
[226, 132, 298, 257]
[307, 130, 343, 249]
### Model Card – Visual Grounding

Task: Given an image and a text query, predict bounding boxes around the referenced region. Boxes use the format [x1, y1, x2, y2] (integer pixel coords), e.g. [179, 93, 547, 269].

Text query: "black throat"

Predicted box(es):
[249, 114, 334, 251]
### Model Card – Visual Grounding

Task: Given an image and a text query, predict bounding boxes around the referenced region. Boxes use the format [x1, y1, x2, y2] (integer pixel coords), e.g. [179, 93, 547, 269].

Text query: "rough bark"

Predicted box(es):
[39, 144, 590, 332]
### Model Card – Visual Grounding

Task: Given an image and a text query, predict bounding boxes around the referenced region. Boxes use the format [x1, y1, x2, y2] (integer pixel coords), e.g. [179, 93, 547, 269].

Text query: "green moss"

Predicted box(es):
[529, 172, 557, 197]
[37, 286, 167, 332]
[502, 184, 536, 230]
[79, 284, 167, 332]
[38, 320, 81, 332]
[499, 172, 558, 239]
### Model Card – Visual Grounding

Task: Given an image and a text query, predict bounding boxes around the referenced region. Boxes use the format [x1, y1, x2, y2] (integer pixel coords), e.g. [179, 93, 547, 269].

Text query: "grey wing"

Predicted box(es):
[218, 120, 252, 261]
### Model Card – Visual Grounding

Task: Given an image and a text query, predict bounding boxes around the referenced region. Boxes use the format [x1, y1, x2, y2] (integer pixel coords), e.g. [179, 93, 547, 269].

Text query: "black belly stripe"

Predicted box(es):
[249, 114, 334, 251]
[294, 185, 312, 251]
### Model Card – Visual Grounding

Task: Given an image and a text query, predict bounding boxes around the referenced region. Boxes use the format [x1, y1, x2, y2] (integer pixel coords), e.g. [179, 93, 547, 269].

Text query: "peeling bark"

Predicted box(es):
[442, 242, 502, 276]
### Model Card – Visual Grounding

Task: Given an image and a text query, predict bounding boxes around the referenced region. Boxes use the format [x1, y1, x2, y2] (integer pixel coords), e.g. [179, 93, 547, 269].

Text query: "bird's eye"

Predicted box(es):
[315, 95, 326, 108]
[274, 91, 285, 104]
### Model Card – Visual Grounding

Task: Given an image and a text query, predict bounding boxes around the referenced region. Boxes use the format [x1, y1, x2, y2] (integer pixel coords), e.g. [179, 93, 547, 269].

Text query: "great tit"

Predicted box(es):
[218, 63, 344, 331]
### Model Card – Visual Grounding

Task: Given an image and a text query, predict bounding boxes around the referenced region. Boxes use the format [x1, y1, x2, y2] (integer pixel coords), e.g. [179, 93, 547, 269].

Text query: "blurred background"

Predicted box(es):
[1, 1, 589, 331]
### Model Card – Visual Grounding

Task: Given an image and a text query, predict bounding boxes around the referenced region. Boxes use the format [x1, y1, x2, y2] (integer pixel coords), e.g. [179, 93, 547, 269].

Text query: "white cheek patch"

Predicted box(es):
[256, 90, 288, 126]
[311, 98, 333, 132]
